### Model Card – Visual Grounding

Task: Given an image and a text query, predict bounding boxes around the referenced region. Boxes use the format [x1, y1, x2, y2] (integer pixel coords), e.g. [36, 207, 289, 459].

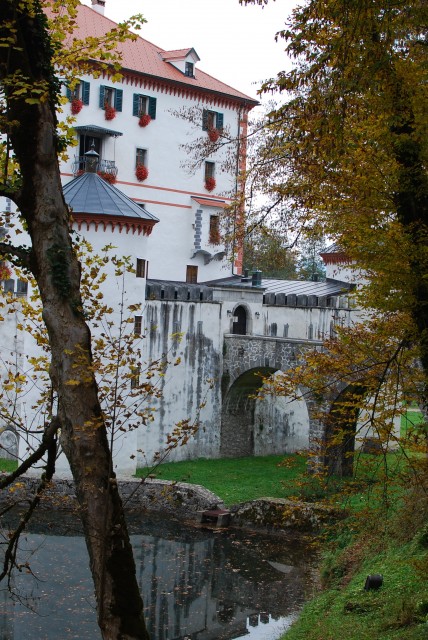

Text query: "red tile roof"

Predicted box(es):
[63, 3, 258, 106]
[192, 197, 228, 208]
[161, 48, 200, 62]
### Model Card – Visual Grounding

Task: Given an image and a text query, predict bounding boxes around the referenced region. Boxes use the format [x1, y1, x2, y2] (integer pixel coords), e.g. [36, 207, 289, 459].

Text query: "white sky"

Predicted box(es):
[81, 0, 298, 103]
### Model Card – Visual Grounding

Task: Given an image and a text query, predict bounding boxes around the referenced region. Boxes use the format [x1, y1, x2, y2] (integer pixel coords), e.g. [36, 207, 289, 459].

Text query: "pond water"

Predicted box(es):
[1, 512, 318, 640]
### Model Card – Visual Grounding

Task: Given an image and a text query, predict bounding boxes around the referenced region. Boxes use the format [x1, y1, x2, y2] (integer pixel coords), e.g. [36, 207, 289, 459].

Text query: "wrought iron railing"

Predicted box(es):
[72, 156, 118, 178]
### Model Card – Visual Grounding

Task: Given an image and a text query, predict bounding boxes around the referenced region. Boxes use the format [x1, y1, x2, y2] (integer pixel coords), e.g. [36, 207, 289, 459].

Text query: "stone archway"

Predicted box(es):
[324, 381, 402, 477]
[324, 382, 370, 477]
[220, 367, 311, 458]
[254, 372, 310, 455]
[232, 305, 248, 335]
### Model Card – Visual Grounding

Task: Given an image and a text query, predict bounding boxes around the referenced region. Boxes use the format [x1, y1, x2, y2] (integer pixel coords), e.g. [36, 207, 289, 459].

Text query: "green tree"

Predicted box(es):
[239, 0, 428, 471]
[244, 225, 297, 278]
[0, 1, 151, 638]
[296, 237, 326, 282]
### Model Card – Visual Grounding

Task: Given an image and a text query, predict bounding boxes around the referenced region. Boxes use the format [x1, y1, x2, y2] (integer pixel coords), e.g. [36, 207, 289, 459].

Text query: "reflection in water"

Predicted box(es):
[1, 513, 317, 640]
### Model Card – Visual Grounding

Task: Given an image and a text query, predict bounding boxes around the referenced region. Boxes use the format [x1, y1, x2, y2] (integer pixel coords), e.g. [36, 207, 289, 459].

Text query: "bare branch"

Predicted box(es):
[0, 242, 33, 272]
[0, 433, 57, 582]
[0, 417, 59, 490]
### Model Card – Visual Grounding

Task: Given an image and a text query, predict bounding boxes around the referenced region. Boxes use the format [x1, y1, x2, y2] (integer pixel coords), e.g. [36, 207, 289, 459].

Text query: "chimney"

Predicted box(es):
[91, 0, 106, 15]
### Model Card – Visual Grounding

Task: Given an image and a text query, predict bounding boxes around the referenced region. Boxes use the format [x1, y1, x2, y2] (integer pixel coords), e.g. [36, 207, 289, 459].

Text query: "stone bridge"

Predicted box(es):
[220, 334, 353, 473]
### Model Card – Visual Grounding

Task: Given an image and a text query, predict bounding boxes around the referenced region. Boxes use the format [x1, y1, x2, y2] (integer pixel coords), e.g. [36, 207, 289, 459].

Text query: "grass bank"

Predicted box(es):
[0, 459, 18, 473]
[135, 454, 308, 506]
[281, 519, 428, 640]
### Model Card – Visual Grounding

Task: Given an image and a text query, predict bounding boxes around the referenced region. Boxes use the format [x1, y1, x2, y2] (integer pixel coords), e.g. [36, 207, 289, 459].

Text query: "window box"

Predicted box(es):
[71, 98, 83, 115]
[205, 177, 216, 192]
[138, 114, 152, 127]
[208, 128, 220, 142]
[104, 104, 117, 121]
[136, 165, 149, 181]
[0, 264, 12, 280]
[97, 171, 116, 184]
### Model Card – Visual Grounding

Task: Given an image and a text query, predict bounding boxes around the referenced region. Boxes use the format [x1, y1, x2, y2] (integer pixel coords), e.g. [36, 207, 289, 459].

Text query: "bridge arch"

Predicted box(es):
[324, 381, 401, 477]
[220, 367, 311, 458]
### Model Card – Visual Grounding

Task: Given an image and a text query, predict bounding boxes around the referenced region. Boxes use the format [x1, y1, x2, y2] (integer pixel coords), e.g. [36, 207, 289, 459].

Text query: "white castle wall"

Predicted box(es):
[59, 72, 241, 284]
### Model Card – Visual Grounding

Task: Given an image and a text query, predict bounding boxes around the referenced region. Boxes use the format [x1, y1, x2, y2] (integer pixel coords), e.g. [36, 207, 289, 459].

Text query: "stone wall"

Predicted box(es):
[0, 477, 341, 533]
[0, 476, 225, 516]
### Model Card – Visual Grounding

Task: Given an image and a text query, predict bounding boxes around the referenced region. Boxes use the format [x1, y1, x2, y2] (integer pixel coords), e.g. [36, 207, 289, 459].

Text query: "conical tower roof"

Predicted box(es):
[63, 172, 158, 236]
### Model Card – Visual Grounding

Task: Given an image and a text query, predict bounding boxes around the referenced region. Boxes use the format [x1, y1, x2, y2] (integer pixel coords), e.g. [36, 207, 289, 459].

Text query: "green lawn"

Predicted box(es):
[0, 458, 18, 473]
[135, 454, 309, 506]
[401, 409, 425, 435]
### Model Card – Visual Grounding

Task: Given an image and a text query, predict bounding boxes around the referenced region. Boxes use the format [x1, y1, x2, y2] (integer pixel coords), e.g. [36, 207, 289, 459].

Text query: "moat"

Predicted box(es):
[1, 511, 318, 640]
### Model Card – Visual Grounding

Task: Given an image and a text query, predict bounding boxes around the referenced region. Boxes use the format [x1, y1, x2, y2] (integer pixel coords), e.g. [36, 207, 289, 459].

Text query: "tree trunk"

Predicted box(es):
[0, 2, 149, 638]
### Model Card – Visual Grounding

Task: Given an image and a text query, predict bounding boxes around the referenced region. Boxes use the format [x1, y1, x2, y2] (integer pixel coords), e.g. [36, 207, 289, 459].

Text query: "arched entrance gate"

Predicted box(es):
[221, 335, 323, 458]
[221, 335, 399, 475]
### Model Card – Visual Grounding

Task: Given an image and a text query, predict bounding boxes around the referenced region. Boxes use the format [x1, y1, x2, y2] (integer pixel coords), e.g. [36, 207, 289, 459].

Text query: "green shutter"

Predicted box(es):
[66, 86, 72, 102]
[148, 97, 157, 120]
[99, 85, 105, 109]
[114, 89, 123, 112]
[81, 81, 90, 105]
[216, 112, 224, 130]
[133, 94, 140, 117]
[202, 109, 208, 131]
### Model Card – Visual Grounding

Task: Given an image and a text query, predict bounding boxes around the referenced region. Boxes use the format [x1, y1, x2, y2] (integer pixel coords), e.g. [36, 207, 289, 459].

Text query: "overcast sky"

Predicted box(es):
[81, 0, 298, 103]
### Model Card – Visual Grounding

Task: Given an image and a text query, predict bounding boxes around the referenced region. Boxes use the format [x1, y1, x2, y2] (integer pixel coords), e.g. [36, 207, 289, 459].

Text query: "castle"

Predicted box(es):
[0, 0, 359, 476]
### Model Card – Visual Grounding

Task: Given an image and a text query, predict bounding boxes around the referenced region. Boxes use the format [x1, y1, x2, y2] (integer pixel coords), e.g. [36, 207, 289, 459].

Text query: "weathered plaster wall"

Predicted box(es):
[137, 300, 224, 466]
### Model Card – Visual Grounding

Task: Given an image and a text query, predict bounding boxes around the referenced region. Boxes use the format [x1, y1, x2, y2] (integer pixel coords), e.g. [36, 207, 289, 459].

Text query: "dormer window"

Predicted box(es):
[185, 62, 194, 77]
[160, 47, 200, 77]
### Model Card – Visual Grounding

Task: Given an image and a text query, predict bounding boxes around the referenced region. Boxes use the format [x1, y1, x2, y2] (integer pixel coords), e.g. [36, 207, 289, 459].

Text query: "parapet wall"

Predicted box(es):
[0, 476, 224, 516]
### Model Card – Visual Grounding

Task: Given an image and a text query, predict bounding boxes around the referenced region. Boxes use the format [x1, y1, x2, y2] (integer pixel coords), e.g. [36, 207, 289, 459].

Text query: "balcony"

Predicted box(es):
[72, 156, 118, 178]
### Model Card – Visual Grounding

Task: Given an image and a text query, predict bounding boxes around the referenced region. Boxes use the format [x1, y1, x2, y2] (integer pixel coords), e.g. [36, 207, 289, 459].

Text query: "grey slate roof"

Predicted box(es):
[203, 275, 353, 296]
[63, 172, 159, 221]
[74, 124, 123, 137]
[261, 278, 353, 296]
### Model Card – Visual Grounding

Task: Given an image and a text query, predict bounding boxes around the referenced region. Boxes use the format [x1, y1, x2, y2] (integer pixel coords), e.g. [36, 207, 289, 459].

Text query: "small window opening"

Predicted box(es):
[205, 161, 215, 180]
[136, 148, 147, 168]
[185, 62, 194, 77]
[134, 316, 142, 335]
[186, 265, 198, 284]
[136, 258, 146, 278]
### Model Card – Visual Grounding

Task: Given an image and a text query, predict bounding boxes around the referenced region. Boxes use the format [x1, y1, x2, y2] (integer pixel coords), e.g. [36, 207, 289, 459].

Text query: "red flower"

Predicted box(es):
[104, 104, 117, 121]
[0, 265, 12, 280]
[208, 128, 220, 142]
[139, 114, 152, 127]
[98, 171, 116, 184]
[136, 165, 149, 182]
[71, 99, 83, 115]
[205, 176, 216, 192]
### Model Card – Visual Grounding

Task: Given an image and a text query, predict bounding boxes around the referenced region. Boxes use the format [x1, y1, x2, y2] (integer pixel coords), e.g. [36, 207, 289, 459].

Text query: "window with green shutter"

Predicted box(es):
[133, 94, 157, 119]
[66, 80, 90, 105]
[202, 109, 224, 131]
[99, 85, 123, 112]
